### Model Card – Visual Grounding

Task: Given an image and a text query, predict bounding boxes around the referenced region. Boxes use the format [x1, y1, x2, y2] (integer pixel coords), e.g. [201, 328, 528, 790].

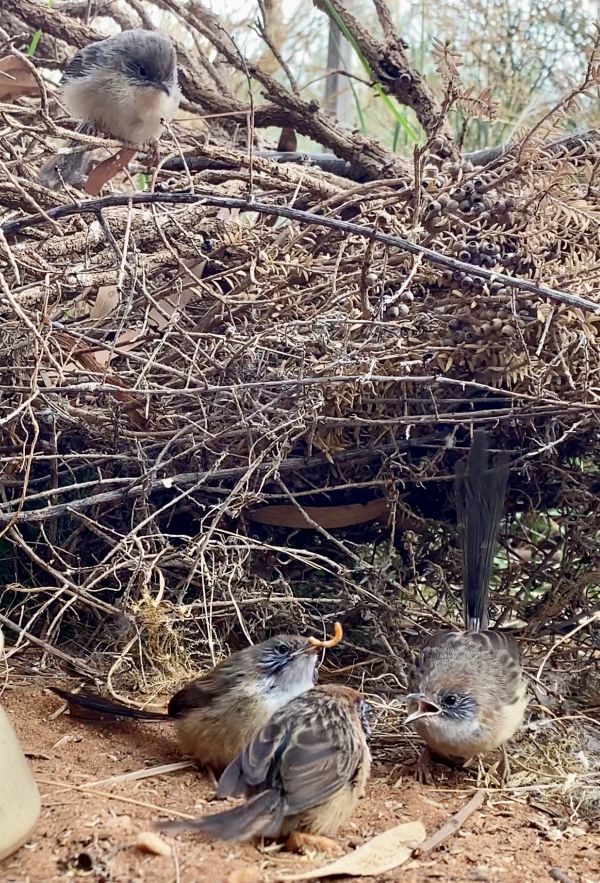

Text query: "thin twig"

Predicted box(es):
[413, 790, 486, 857]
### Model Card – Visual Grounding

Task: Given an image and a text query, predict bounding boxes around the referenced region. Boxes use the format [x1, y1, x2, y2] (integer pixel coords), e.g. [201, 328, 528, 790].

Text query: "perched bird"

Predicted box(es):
[405, 431, 528, 780]
[157, 685, 372, 853]
[51, 631, 334, 773]
[39, 28, 180, 188]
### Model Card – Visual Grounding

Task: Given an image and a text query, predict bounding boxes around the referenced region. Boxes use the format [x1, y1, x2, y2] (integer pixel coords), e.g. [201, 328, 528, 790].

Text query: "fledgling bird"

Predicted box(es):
[157, 685, 372, 853]
[405, 431, 528, 781]
[39, 28, 180, 189]
[51, 633, 324, 773]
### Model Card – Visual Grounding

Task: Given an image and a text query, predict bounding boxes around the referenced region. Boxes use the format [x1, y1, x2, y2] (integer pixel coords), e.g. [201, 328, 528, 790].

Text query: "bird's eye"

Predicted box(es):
[135, 63, 149, 79]
[443, 694, 459, 707]
[273, 642, 289, 656]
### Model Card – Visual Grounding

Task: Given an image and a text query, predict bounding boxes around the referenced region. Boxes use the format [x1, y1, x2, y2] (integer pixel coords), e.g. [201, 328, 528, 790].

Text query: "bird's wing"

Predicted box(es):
[467, 630, 525, 705]
[236, 697, 363, 816]
[63, 41, 106, 81]
[236, 717, 289, 788]
[281, 715, 361, 815]
[167, 676, 218, 717]
[166, 653, 252, 717]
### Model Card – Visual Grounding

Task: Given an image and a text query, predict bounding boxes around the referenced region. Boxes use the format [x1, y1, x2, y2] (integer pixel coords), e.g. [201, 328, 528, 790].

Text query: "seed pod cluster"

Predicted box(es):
[420, 145, 525, 232]
[440, 292, 538, 348]
[383, 287, 416, 319]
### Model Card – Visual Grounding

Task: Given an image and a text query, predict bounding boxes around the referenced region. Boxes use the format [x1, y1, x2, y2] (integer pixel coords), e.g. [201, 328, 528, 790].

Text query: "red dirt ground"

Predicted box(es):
[1, 686, 598, 883]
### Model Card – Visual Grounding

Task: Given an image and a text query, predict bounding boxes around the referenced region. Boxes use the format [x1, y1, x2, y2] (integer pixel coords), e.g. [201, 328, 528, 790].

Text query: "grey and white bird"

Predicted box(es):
[405, 430, 528, 780]
[40, 28, 180, 188]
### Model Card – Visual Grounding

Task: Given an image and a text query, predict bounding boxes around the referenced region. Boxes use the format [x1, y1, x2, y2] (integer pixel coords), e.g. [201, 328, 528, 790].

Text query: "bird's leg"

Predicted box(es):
[473, 755, 489, 787]
[415, 745, 434, 785]
[285, 832, 342, 855]
[498, 746, 511, 784]
[144, 138, 161, 169]
[205, 765, 220, 793]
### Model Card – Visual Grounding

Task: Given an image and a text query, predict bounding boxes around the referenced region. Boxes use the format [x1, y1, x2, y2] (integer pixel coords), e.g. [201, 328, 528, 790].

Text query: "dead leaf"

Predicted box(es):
[92, 327, 145, 368]
[248, 499, 390, 529]
[85, 147, 137, 196]
[90, 285, 120, 320]
[148, 259, 206, 330]
[0, 55, 39, 101]
[277, 821, 425, 880]
[216, 206, 241, 221]
[86, 259, 206, 367]
[148, 287, 195, 330]
[50, 330, 149, 428]
[135, 831, 171, 857]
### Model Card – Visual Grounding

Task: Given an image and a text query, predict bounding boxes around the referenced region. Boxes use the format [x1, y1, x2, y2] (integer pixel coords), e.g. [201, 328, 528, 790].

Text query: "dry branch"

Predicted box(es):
[413, 790, 486, 857]
[314, 0, 455, 145]
[3, 192, 598, 313]
[0, 0, 598, 696]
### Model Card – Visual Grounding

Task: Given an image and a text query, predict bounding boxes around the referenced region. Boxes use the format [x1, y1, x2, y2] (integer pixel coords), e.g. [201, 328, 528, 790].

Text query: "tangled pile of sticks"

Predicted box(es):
[0, 1, 598, 690]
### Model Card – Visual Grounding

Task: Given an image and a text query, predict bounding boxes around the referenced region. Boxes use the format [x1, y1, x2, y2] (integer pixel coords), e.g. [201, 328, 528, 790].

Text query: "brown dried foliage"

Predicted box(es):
[0, 2, 597, 708]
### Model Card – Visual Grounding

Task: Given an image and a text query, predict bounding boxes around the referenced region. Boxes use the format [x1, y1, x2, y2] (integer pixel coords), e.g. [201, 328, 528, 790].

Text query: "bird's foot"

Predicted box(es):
[414, 746, 434, 784]
[206, 765, 220, 793]
[285, 832, 342, 855]
[144, 138, 161, 169]
[471, 749, 511, 787]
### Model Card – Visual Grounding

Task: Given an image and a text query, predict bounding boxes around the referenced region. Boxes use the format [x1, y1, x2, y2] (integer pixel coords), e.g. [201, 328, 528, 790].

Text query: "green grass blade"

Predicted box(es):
[27, 0, 54, 57]
[322, 0, 419, 143]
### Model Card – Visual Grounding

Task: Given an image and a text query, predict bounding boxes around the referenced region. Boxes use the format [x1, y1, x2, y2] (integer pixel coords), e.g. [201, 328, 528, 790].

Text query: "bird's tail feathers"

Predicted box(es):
[157, 789, 285, 841]
[50, 686, 170, 722]
[455, 430, 509, 631]
[38, 121, 97, 190]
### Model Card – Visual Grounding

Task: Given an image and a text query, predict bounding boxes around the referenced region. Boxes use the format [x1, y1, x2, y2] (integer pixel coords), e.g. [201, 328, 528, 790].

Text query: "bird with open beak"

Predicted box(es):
[405, 431, 528, 781]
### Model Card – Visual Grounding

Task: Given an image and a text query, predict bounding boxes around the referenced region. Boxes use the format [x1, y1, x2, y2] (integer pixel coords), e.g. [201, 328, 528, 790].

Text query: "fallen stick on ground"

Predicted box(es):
[412, 790, 486, 858]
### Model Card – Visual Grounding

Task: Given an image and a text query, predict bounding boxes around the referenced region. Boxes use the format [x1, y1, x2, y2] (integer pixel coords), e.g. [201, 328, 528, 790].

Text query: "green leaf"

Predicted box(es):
[27, 30, 43, 57]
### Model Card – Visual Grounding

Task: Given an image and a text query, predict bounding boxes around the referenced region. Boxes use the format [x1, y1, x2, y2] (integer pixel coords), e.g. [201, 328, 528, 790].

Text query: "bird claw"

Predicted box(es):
[285, 832, 342, 855]
[415, 746, 434, 785]
[412, 746, 466, 784]
[144, 138, 161, 169]
[472, 750, 510, 787]
[206, 765, 220, 793]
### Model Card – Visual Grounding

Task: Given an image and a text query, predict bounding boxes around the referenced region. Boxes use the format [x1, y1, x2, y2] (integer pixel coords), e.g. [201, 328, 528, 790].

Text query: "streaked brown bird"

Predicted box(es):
[51, 631, 331, 773]
[157, 684, 372, 853]
[405, 430, 528, 780]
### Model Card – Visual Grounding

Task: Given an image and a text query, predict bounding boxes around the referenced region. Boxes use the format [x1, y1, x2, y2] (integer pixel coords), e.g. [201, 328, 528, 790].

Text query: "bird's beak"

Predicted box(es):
[404, 693, 442, 724]
[298, 642, 320, 656]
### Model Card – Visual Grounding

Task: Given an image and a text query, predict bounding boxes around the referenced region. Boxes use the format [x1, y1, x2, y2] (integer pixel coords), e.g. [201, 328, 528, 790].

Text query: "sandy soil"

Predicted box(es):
[1, 686, 598, 883]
